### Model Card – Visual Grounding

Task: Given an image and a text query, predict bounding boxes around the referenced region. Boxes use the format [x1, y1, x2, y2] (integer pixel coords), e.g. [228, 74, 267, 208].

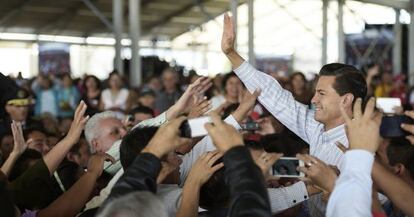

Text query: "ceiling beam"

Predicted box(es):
[0, 0, 35, 29]
[354, 0, 410, 10]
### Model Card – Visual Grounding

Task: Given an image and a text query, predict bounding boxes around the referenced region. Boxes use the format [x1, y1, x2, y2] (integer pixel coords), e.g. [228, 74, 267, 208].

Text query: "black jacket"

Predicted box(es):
[101, 146, 271, 217]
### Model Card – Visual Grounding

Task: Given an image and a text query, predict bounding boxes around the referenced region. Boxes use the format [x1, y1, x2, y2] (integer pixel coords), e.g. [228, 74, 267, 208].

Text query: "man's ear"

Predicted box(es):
[5, 105, 12, 114]
[341, 93, 354, 110]
[392, 163, 405, 177]
[91, 139, 99, 153]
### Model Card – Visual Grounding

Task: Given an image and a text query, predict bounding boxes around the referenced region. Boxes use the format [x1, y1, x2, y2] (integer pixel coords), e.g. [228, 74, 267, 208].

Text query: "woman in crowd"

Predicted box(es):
[210, 72, 243, 110]
[81, 75, 102, 116]
[289, 72, 312, 106]
[57, 74, 80, 118]
[100, 72, 129, 114]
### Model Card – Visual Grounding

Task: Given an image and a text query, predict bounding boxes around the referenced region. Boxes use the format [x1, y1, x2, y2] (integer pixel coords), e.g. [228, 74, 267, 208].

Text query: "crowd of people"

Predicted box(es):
[1, 13, 414, 217]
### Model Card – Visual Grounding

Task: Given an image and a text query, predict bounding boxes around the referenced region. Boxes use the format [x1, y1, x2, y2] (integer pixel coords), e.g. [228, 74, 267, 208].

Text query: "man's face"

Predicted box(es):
[133, 112, 153, 126]
[27, 131, 50, 156]
[93, 118, 127, 153]
[5, 105, 28, 121]
[162, 71, 177, 91]
[138, 95, 155, 109]
[311, 76, 345, 128]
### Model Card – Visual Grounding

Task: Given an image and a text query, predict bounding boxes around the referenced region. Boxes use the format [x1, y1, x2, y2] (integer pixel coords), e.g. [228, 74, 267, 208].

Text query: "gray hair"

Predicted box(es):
[98, 192, 168, 217]
[84, 111, 118, 153]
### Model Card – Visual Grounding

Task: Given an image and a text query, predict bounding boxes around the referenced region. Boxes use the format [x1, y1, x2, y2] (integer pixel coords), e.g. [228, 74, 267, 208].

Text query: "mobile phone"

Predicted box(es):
[241, 122, 259, 131]
[180, 116, 212, 138]
[271, 157, 305, 178]
[376, 98, 401, 114]
[380, 115, 413, 138]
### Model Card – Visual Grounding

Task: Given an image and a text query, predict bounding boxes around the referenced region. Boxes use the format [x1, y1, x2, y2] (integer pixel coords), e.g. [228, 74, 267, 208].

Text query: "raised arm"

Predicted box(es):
[1, 121, 27, 177]
[221, 14, 320, 144]
[37, 154, 114, 217]
[43, 101, 89, 173]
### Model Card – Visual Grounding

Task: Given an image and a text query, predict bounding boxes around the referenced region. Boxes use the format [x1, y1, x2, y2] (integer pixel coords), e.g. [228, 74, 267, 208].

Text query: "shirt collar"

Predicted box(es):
[321, 124, 346, 143]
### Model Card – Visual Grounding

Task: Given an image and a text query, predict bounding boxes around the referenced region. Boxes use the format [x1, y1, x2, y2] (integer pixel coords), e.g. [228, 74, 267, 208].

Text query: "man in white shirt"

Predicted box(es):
[221, 14, 368, 216]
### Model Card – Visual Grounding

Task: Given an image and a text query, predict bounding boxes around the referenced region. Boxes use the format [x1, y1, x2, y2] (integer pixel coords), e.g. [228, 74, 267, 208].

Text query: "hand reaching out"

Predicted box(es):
[188, 97, 212, 119]
[205, 111, 244, 152]
[144, 116, 191, 158]
[401, 110, 414, 145]
[171, 77, 212, 117]
[340, 97, 382, 153]
[186, 151, 224, 186]
[11, 121, 27, 155]
[296, 154, 337, 192]
[64, 101, 89, 145]
[253, 151, 283, 178]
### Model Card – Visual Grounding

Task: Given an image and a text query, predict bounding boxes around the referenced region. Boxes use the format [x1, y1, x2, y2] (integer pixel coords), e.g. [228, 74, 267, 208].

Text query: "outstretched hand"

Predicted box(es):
[170, 77, 212, 118]
[186, 151, 224, 186]
[64, 101, 89, 145]
[144, 116, 191, 158]
[340, 97, 382, 153]
[205, 111, 244, 152]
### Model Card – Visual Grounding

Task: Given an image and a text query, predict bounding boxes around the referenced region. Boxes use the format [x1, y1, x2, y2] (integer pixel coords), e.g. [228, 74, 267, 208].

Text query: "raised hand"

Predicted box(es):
[186, 151, 224, 186]
[297, 154, 337, 192]
[188, 96, 212, 119]
[87, 153, 115, 178]
[64, 101, 89, 145]
[340, 97, 382, 153]
[253, 151, 283, 177]
[232, 89, 261, 123]
[221, 13, 236, 55]
[168, 77, 212, 119]
[205, 111, 244, 152]
[144, 116, 191, 158]
[11, 121, 27, 155]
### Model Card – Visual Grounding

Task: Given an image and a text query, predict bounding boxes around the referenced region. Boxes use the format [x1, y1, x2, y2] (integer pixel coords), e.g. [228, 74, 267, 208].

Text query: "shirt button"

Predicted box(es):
[304, 195, 308, 199]
[293, 200, 296, 203]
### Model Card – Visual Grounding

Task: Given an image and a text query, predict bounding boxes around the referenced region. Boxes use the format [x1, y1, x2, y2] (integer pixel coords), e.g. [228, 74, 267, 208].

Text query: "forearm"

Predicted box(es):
[226, 51, 245, 69]
[38, 172, 98, 217]
[1, 152, 20, 177]
[176, 179, 201, 217]
[43, 138, 73, 174]
[372, 161, 414, 216]
[231, 103, 252, 124]
[165, 104, 181, 121]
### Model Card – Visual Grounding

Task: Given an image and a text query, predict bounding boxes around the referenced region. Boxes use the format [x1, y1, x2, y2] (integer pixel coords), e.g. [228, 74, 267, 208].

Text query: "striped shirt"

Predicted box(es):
[234, 61, 349, 217]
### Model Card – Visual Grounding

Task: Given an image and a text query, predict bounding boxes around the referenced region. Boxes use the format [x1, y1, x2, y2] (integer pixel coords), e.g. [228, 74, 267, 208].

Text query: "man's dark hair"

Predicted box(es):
[387, 137, 414, 179]
[129, 106, 155, 117]
[120, 127, 159, 170]
[23, 127, 47, 141]
[199, 158, 229, 210]
[319, 63, 367, 103]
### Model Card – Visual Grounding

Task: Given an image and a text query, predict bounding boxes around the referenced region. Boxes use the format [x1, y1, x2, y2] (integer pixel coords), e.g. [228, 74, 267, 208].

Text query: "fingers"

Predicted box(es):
[363, 97, 376, 120]
[401, 123, 414, 134]
[406, 135, 414, 145]
[169, 116, 187, 129]
[207, 151, 223, 167]
[208, 111, 223, 126]
[405, 110, 414, 119]
[353, 98, 363, 119]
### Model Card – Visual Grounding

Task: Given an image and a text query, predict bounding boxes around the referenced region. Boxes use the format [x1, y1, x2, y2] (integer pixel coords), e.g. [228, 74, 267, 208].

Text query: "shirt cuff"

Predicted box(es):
[233, 61, 255, 81]
[225, 115, 242, 130]
[342, 150, 374, 174]
[268, 181, 309, 213]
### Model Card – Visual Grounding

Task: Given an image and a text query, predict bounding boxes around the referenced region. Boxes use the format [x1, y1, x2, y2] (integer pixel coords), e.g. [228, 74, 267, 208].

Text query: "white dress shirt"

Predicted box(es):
[234, 61, 349, 216]
[327, 150, 374, 217]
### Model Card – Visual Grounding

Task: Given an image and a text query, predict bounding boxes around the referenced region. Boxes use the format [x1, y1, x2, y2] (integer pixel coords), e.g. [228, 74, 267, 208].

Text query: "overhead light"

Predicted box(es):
[0, 33, 37, 41]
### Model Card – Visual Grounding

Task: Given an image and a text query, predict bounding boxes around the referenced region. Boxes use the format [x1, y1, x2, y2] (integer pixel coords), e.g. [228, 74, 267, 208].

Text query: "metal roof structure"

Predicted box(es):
[0, 0, 245, 40]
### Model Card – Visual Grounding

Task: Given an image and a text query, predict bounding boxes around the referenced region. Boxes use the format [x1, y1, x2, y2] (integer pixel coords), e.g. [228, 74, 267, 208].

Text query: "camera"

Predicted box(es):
[240, 121, 259, 131]
[271, 157, 305, 178]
